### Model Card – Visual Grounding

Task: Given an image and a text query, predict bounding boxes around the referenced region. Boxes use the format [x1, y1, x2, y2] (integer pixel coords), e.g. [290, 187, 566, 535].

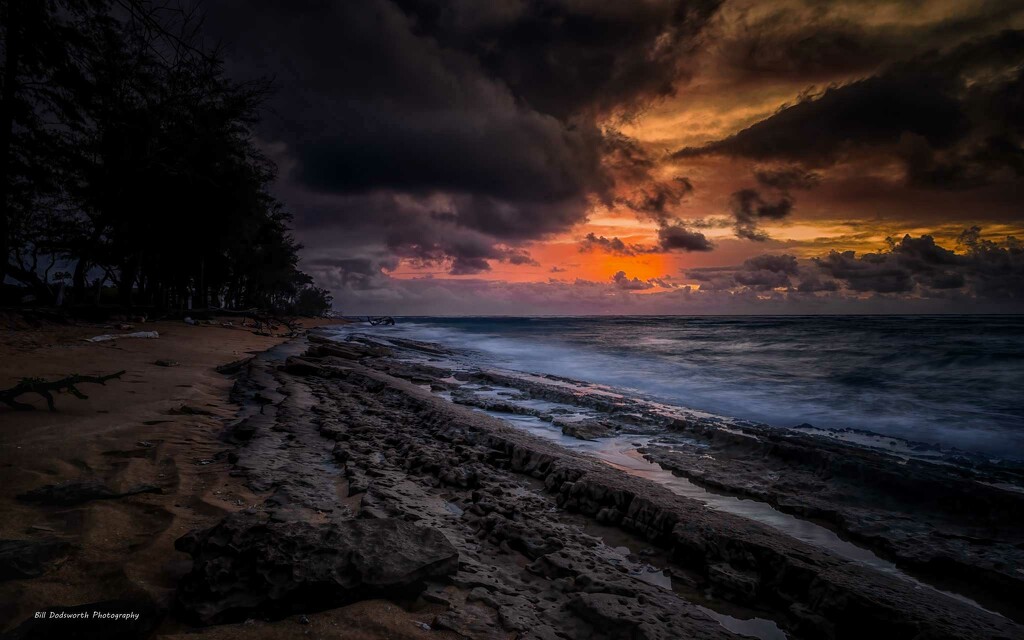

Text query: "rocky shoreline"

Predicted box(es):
[163, 330, 1023, 639]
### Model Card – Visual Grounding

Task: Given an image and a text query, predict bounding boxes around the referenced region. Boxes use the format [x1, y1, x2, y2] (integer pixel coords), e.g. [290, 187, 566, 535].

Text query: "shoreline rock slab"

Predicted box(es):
[204, 333, 1024, 639]
[0, 538, 70, 580]
[175, 513, 459, 624]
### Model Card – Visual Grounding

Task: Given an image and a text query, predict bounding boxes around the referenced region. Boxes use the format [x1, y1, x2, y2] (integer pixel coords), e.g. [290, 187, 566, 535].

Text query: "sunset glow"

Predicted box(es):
[188, 0, 1024, 314]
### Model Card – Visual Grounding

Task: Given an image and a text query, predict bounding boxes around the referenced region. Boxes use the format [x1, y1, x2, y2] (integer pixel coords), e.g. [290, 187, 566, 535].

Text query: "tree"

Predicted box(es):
[0, 0, 102, 294]
[1, 0, 329, 313]
[291, 286, 334, 317]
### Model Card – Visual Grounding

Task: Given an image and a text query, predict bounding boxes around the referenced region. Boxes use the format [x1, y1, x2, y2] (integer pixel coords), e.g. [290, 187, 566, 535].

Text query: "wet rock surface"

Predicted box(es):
[640, 423, 1024, 619]
[191, 332, 1024, 639]
[175, 513, 459, 624]
[366, 331, 1024, 622]
[0, 538, 69, 580]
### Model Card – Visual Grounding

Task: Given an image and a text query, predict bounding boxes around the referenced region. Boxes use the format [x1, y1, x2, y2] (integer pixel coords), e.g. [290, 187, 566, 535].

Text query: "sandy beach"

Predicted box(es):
[0, 316, 452, 638]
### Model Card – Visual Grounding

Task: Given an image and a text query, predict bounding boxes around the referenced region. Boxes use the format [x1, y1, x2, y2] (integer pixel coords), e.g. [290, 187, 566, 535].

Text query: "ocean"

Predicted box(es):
[341, 315, 1024, 459]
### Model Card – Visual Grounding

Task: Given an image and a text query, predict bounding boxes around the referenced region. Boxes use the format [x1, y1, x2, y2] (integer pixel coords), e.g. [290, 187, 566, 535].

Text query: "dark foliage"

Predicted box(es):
[290, 286, 333, 318]
[0, 0, 322, 313]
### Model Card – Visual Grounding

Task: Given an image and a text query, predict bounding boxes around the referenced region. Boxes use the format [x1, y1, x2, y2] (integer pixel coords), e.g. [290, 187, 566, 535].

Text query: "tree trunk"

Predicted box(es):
[0, 0, 22, 286]
[118, 255, 140, 306]
[72, 224, 105, 303]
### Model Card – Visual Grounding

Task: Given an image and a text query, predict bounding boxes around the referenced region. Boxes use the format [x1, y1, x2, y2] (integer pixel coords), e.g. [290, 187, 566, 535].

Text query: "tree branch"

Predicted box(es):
[1, 371, 126, 411]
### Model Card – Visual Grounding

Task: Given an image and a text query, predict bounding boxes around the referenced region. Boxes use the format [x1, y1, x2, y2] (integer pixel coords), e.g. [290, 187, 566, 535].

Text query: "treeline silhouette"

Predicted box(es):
[0, 0, 331, 315]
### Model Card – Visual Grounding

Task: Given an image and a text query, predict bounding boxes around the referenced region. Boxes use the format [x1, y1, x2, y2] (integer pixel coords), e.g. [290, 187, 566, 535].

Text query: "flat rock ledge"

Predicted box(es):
[174, 513, 460, 624]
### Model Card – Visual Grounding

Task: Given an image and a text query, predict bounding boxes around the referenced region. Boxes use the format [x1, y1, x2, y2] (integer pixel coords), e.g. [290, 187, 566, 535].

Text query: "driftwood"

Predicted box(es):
[0, 371, 126, 411]
[209, 308, 301, 335]
[215, 356, 253, 375]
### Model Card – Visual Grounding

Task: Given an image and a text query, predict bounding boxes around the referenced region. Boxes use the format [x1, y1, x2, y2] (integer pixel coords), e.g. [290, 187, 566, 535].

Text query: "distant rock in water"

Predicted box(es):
[174, 513, 459, 624]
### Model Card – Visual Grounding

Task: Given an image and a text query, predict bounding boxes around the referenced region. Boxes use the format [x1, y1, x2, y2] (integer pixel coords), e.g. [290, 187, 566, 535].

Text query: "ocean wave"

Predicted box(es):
[334, 316, 1024, 458]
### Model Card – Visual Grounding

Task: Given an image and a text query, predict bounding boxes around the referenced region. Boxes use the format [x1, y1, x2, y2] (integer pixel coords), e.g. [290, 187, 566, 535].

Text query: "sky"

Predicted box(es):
[206, 0, 1024, 314]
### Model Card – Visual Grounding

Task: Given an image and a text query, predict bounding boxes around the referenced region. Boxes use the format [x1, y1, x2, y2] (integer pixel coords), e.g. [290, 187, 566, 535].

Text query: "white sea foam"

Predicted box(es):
[329, 315, 1024, 459]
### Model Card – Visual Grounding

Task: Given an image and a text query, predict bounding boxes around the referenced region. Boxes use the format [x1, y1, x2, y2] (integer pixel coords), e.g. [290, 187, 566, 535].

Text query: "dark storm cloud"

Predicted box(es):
[449, 256, 493, 276]
[675, 30, 1024, 190]
[201, 0, 724, 274]
[710, 0, 1023, 82]
[305, 256, 399, 290]
[796, 271, 840, 293]
[394, 0, 723, 119]
[443, 195, 590, 240]
[601, 137, 712, 253]
[296, 120, 604, 205]
[717, 20, 887, 80]
[685, 266, 735, 291]
[680, 233, 1023, 299]
[612, 271, 655, 291]
[506, 250, 540, 266]
[729, 188, 793, 241]
[616, 177, 695, 221]
[754, 167, 820, 191]
[380, 212, 542, 275]
[815, 230, 1024, 297]
[675, 70, 966, 164]
[657, 223, 714, 252]
[580, 233, 650, 257]
[687, 252, 799, 290]
[815, 250, 916, 293]
[724, 166, 818, 241]
[580, 223, 712, 255]
[742, 253, 799, 274]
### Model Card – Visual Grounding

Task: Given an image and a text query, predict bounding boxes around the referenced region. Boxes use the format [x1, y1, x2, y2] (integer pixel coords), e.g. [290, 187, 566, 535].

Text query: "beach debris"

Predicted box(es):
[412, 620, 431, 631]
[154, 359, 179, 367]
[17, 480, 161, 506]
[209, 307, 302, 336]
[86, 330, 159, 342]
[215, 356, 253, 375]
[184, 316, 198, 325]
[0, 370, 126, 411]
[0, 538, 70, 580]
[175, 513, 459, 624]
[167, 404, 214, 416]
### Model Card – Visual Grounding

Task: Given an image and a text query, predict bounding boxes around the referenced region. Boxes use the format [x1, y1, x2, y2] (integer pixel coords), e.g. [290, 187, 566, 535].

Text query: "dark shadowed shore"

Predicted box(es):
[2, 323, 1022, 639]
